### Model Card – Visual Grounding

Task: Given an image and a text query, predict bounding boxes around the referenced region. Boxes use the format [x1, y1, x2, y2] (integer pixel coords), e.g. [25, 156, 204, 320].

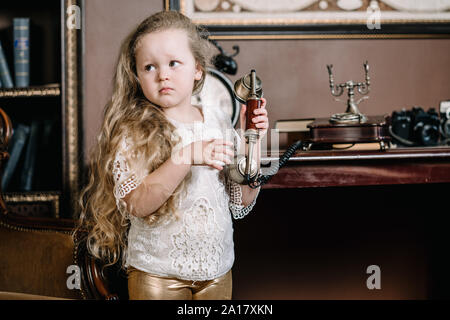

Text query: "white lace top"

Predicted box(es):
[112, 103, 260, 281]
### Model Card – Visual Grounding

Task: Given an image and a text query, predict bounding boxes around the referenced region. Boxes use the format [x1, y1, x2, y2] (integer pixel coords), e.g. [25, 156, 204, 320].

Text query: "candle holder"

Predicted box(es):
[326, 61, 370, 124]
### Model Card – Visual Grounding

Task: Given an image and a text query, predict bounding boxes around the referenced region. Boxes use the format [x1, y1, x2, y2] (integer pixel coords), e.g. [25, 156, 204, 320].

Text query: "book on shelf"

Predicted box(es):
[274, 118, 315, 146]
[35, 118, 57, 190]
[0, 40, 14, 88]
[332, 143, 385, 151]
[1, 123, 30, 191]
[13, 18, 30, 88]
[20, 119, 40, 191]
[274, 118, 315, 133]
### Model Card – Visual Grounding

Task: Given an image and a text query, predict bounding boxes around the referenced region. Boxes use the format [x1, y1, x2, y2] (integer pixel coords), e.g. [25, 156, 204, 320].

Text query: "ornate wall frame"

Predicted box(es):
[62, 0, 83, 218]
[166, 0, 450, 39]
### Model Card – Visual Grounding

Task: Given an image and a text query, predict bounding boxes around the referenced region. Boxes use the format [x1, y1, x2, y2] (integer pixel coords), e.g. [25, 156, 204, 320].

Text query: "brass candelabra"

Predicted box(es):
[326, 61, 370, 124]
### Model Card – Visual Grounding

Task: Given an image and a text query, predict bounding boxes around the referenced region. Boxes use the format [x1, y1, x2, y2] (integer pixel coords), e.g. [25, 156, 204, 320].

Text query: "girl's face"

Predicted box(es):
[135, 28, 202, 111]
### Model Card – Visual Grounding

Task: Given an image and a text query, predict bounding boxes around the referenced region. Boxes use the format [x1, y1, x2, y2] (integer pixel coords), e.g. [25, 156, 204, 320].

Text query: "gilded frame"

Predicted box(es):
[62, 0, 83, 218]
[166, 0, 450, 40]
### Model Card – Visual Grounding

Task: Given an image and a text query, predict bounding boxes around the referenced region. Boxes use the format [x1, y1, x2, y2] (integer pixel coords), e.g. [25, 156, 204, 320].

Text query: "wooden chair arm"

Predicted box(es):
[73, 230, 127, 300]
[0, 107, 13, 214]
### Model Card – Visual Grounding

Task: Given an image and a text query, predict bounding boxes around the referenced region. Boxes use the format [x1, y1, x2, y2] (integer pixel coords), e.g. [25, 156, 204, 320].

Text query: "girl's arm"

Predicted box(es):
[123, 148, 191, 218]
[124, 139, 233, 218]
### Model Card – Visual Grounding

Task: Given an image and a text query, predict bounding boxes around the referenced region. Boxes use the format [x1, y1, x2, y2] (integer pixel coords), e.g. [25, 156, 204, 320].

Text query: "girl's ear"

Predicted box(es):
[194, 63, 203, 81]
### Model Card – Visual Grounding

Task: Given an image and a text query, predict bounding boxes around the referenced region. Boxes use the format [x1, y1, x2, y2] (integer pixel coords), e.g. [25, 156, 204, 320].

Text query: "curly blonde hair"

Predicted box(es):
[75, 11, 213, 267]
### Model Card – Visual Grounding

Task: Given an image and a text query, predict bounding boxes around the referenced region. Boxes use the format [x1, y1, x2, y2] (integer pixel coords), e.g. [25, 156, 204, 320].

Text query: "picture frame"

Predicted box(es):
[166, 0, 450, 39]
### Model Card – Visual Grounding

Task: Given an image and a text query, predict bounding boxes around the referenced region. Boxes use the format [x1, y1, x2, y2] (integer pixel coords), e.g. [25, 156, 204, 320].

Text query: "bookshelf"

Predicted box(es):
[0, 85, 61, 98]
[0, 0, 82, 219]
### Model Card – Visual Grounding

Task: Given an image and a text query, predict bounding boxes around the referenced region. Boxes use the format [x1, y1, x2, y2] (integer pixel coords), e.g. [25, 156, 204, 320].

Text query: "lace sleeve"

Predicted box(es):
[226, 129, 261, 220]
[112, 136, 145, 213]
[227, 179, 260, 219]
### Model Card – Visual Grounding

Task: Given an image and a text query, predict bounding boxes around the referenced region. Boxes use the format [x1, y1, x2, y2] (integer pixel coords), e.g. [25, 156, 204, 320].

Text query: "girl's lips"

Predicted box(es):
[159, 87, 173, 93]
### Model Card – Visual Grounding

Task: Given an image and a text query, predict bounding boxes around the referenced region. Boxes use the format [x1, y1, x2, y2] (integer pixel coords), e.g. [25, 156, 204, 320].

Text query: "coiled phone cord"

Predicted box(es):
[249, 140, 305, 189]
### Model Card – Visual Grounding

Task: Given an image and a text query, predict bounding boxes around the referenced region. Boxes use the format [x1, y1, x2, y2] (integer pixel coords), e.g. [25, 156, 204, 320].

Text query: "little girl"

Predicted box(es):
[77, 11, 269, 300]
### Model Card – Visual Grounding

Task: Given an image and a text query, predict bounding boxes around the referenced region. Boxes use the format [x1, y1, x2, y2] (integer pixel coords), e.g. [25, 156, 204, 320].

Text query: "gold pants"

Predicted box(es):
[127, 267, 232, 300]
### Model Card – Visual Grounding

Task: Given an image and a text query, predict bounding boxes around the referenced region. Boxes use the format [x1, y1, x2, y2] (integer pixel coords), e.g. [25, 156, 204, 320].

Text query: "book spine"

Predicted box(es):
[13, 18, 30, 88]
[0, 41, 14, 88]
[20, 120, 40, 191]
[34, 118, 55, 189]
[1, 124, 30, 191]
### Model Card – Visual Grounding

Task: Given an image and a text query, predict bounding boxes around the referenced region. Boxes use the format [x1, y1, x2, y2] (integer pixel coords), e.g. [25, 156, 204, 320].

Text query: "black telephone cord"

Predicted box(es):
[249, 140, 305, 189]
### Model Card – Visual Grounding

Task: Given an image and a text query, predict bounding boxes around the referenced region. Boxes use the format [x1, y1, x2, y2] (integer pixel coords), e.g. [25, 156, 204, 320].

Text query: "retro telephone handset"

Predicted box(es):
[226, 70, 306, 188]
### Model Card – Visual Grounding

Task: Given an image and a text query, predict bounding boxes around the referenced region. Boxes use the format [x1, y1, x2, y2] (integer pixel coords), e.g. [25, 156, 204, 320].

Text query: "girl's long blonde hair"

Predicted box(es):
[75, 11, 212, 267]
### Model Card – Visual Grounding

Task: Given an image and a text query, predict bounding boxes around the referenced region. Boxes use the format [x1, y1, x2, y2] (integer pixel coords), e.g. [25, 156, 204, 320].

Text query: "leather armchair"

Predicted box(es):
[0, 204, 127, 300]
[0, 213, 81, 299]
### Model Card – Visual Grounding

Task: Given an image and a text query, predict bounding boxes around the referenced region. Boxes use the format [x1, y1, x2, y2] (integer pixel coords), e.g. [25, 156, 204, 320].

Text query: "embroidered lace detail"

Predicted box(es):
[227, 179, 260, 219]
[169, 197, 225, 280]
[127, 222, 169, 268]
[112, 136, 145, 215]
[136, 227, 168, 255]
[116, 174, 140, 199]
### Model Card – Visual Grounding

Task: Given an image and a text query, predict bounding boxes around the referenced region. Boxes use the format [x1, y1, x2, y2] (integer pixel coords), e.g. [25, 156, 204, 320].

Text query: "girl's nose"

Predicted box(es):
[159, 68, 170, 81]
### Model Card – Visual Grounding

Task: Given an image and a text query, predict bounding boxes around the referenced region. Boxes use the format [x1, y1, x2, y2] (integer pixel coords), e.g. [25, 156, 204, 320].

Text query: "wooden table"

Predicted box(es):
[261, 146, 450, 189]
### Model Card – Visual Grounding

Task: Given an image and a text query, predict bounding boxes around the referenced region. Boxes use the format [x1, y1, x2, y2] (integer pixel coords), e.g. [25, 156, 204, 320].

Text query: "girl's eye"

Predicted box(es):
[145, 64, 155, 72]
[169, 61, 180, 67]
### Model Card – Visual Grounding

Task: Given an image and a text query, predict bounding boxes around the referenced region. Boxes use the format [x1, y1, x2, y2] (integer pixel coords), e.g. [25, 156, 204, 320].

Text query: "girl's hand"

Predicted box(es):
[239, 97, 269, 140]
[184, 139, 234, 171]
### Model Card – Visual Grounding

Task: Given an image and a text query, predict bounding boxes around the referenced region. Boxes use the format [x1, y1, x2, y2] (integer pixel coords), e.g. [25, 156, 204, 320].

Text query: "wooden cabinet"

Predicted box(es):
[0, 0, 82, 219]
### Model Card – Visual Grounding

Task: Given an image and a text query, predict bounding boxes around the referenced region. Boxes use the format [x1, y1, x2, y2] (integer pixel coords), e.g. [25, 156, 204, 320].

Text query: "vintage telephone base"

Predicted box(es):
[307, 114, 391, 149]
[330, 112, 367, 124]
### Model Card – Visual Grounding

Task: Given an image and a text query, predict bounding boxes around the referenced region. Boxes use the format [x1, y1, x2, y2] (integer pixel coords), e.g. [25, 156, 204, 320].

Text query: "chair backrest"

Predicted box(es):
[0, 213, 83, 299]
